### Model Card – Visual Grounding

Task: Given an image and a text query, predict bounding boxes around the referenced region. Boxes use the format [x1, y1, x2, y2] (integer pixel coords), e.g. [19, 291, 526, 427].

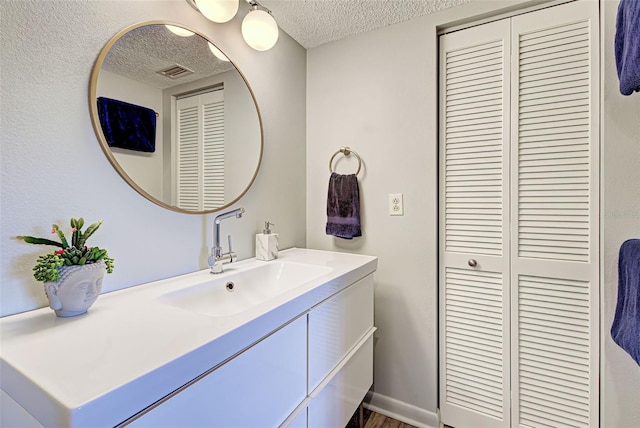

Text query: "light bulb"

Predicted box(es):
[242, 9, 279, 51]
[195, 0, 239, 23]
[208, 42, 230, 61]
[165, 25, 195, 37]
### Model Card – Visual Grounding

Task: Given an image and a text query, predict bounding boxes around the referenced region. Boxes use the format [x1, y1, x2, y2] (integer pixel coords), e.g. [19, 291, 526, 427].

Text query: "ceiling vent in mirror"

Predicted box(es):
[157, 64, 194, 79]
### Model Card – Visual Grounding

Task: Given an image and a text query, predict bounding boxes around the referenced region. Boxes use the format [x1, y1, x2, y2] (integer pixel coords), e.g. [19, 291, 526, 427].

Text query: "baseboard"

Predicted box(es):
[364, 391, 440, 428]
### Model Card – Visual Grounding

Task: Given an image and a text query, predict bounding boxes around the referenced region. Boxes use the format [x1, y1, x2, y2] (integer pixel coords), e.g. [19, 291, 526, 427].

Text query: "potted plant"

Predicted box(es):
[17, 217, 114, 317]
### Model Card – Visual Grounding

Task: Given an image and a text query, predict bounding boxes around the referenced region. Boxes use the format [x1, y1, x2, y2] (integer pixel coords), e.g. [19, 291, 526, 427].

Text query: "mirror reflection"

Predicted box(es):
[89, 22, 263, 213]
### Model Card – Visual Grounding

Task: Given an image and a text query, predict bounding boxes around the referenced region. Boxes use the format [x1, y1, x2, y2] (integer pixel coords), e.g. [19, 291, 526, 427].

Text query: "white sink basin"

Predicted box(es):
[157, 261, 333, 317]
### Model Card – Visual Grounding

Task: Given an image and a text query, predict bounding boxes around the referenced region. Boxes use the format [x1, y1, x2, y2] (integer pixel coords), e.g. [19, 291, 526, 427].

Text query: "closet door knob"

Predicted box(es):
[468, 259, 478, 267]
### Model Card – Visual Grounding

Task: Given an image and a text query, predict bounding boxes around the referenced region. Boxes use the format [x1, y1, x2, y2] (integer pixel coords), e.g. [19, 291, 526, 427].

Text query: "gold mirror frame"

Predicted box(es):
[89, 21, 263, 214]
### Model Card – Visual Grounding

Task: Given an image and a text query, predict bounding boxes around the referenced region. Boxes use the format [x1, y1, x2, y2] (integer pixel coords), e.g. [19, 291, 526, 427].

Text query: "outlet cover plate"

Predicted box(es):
[389, 193, 403, 216]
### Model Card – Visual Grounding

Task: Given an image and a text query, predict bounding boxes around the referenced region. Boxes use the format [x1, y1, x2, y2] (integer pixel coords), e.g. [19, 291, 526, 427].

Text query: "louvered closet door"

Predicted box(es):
[175, 90, 225, 210]
[510, 2, 599, 427]
[176, 95, 201, 211]
[200, 91, 225, 209]
[439, 19, 511, 428]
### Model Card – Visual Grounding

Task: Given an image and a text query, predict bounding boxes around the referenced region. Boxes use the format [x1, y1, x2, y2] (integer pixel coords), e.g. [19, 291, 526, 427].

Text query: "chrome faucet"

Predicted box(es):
[209, 207, 245, 274]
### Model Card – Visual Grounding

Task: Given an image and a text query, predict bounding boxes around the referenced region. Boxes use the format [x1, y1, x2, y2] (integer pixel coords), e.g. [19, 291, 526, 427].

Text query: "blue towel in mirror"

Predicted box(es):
[326, 173, 361, 239]
[97, 97, 156, 152]
[615, 0, 640, 95]
[611, 239, 640, 366]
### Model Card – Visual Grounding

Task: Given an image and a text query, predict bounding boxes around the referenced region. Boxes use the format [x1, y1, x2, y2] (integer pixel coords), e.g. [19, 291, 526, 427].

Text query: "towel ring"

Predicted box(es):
[329, 146, 362, 176]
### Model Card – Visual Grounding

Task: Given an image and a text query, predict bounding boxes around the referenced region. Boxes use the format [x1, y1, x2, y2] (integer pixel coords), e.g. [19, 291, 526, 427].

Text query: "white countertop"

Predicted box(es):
[0, 248, 377, 427]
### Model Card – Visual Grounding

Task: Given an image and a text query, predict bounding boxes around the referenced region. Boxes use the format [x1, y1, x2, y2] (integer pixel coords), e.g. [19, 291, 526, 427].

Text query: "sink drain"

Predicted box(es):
[225, 281, 235, 292]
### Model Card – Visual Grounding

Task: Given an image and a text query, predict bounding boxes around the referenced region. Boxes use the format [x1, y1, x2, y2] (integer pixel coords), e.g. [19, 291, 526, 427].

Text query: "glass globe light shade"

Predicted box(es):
[165, 25, 195, 37]
[208, 42, 230, 61]
[195, 0, 239, 23]
[242, 9, 279, 51]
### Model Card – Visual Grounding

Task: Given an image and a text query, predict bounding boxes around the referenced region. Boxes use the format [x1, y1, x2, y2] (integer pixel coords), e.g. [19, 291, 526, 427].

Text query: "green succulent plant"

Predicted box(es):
[17, 217, 115, 283]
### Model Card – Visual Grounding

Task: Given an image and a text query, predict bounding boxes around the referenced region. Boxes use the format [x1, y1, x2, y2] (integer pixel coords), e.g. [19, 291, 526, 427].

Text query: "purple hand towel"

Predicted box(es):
[326, 173, 361, 239]
[615, 0, 640, 95]
[611, 239, 640, 366]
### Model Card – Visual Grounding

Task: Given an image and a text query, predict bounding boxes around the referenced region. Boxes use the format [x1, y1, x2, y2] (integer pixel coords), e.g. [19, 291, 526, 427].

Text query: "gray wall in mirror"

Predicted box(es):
[93, 23, 262, 213]
[1, 0, 306, 316]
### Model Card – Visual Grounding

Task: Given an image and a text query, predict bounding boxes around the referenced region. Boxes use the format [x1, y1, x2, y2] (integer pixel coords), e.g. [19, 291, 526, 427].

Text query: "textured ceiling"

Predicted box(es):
[103, 24, 235, 89]
[102, 0, 470, 87]
[259, 0, 471, 49]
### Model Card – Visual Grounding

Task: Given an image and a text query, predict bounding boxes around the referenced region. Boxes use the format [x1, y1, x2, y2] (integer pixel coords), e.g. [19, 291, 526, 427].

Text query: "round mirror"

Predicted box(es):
[89, 21, 263, 214]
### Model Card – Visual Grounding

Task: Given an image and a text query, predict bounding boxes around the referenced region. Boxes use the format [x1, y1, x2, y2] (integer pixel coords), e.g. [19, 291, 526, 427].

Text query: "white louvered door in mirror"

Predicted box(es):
[201, 91, 225, 209]
[511, 3, 599, 427]
[174, 90, 225, 211]
[439, 19, 511, 428]
[439, 1, 599, 427]
[175, 95, 200, 211]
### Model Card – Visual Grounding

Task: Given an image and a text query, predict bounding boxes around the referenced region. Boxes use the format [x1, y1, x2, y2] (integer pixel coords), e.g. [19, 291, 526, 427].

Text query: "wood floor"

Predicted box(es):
[346, 407, 417, 428]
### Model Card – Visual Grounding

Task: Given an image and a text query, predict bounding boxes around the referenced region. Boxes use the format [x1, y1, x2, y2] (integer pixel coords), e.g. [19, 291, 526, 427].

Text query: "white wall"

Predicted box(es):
[306, 2, 521, 424]
[307, 19, 439, 426]
[601, 1, 640, 427]
[0, 0, 307, 316]
[98, 69, 164, 201]
[308, 0, 639, 426]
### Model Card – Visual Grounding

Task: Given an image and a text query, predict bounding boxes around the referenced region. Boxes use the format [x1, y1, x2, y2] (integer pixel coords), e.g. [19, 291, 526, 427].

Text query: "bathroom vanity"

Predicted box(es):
[0, 248, 377, 427]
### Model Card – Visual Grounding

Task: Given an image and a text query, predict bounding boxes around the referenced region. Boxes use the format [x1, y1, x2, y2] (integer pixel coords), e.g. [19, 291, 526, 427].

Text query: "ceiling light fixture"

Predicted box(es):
[242, 1, 278, 51]
[165, 25, 195, 37]
[194, 0, 239, 23]
[208, 42, 231, 61]
[187, 0, 279, 51]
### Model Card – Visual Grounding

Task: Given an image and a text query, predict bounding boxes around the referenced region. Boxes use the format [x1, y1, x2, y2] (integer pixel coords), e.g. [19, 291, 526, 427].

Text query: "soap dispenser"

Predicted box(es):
[256, 221, 278, 261]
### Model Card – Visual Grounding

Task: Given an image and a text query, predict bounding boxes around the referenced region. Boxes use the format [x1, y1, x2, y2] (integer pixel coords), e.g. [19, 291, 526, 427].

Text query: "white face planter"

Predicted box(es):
[44, 260, 106, 317]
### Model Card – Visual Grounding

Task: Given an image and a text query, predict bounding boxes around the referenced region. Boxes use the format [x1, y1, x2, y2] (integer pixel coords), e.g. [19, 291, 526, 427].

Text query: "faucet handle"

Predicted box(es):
[227, 235, 233, 253]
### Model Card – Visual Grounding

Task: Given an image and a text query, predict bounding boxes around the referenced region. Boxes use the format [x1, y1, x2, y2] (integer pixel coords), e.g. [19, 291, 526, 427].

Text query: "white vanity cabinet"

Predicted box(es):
[304, 274, 375, 428]
[309, 274, 374, 391]
[0, 249, 377, 428]
[129, 316, 307, 428]
[308, 336, 374, 428]
[129, 274, 375, 428]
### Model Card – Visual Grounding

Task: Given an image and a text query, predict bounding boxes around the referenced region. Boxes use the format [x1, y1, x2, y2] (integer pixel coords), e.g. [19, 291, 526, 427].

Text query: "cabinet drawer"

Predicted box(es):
[308, 333, 374, 428]
[128, 316, 307, 428]
[284, 407, 307, 428]
[308, 274, 374, 392]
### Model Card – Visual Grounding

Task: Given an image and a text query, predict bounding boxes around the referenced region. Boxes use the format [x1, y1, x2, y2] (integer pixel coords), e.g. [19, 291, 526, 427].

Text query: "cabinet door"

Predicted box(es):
[308, 334, 374, 428]
[284, 407, 307, 428]
[128, 316, 306, 428]
[510, 2, 599, 427]
[308, 274, 374, 393]
[439, 18, 512, 428]
[1, 389, 43, 428]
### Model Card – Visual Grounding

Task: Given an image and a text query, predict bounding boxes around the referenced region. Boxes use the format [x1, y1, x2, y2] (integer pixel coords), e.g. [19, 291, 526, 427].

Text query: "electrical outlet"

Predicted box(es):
[389, 193, 403, 216]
